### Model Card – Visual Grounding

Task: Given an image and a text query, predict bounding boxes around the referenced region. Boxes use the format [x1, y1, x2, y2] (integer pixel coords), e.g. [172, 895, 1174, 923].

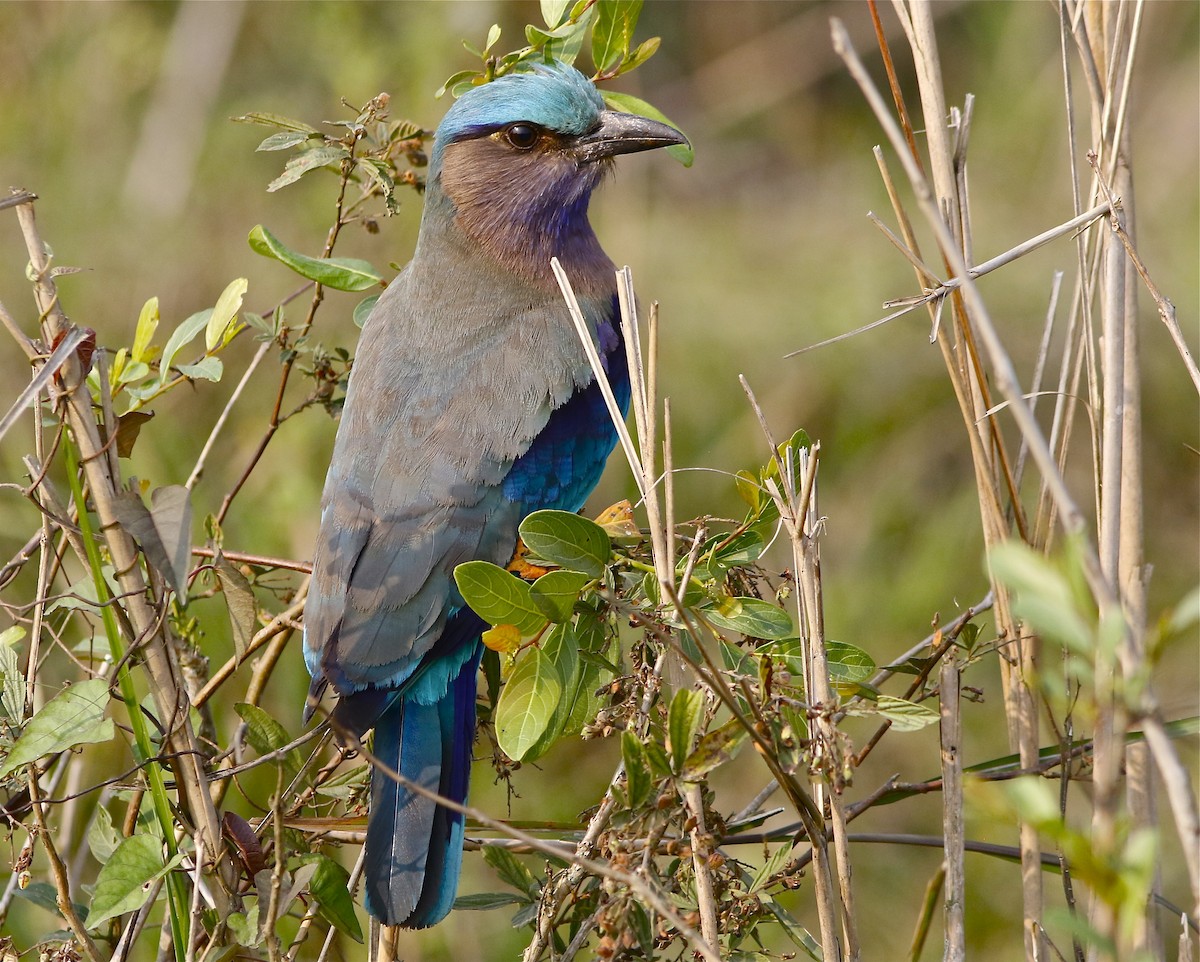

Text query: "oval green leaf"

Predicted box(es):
[353, 293, 379, 329]
[519, 510, 611, 578]
[0, 678, 114, 778]
[703, 598, 794, 640]
[846, 694, 939, 732]
[529, 569, 592, 622]
[159, 308, 212, 383]
[235, 702, 300, 781]
[266, 144, 349, 192]
[248, 224, 383, 292]
[454, 561, 548, 636]
[825, 640, 876, 684]
[305, 853, 364, 942]
[524, 623, 580, 760]
[84, 833, 168, 929]
[494, 646, 562, 761]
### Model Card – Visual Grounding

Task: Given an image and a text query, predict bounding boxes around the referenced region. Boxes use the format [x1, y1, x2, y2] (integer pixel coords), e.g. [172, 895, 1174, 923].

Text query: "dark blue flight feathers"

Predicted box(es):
[303, 61, 684, 929]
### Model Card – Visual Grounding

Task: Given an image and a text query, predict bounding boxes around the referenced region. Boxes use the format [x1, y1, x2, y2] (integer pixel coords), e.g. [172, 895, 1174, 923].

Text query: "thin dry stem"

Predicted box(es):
[939, 657, 965, 962]
[28, 764, 103, 962]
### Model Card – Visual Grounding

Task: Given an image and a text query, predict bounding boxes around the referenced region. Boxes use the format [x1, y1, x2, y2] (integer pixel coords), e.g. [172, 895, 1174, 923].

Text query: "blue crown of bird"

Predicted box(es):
[302, 59, 686, 929]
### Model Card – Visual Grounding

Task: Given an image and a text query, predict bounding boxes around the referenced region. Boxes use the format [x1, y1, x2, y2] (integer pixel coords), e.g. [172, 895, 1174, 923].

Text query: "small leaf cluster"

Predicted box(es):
[234, 93, 427, 213]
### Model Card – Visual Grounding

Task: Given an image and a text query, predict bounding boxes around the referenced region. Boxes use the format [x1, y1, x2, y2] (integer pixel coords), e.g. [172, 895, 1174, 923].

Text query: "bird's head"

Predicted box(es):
[422, 61, 686, 281]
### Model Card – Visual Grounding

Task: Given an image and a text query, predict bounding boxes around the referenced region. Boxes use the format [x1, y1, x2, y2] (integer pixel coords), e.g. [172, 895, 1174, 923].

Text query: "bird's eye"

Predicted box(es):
[504, 123, 539, 150]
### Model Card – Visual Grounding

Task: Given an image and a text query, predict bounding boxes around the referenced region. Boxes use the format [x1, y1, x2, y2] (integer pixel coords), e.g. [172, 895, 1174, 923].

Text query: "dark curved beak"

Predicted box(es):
[572, 110, 689, 164]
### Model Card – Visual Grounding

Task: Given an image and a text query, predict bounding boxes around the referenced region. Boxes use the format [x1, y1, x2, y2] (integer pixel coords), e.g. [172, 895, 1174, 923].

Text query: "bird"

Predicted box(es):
[302, 61, 686, 929]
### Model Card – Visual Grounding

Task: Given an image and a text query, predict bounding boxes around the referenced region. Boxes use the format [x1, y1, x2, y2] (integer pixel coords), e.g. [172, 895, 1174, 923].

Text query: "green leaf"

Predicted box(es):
[14, 880, 75, 917]
[562, 619, 613, 733]
[824, 640, 876, 684]
[748, 841, 797, 895]
[482, 844, 540, 899]
[113, 359, 151, 386]
[529, 569, 591, 622]
[667, 688, 704, 773]
[227, 907, 261, 947]
[159, 309, 212, 382]
[131, 297, 159, 364]
[47, 566, 120, 616]
[248, 224, 384, 293]
[304, 854, 364, 942]
[592, 0, 642, 73]
[256, 131, 314, 151]
[0, 625, 25, 721]
[454, 892, 528, 910]
[235, 703, 300, 780]
[599, 90, 692, 167]
[719, 639, 755, 677]
[621, 729, 653, 807]
[484, 23, 502, 54]
[618, 35, 660, 75]
[1165, 585, 1200, 638]
[232, 112, 319, 133]
[681, 717, 748, 781]
[755, 638, 805, 676]
[540, 0, 571, 28]
[706, 529, 766, 572]
[0, 678, 114, 778]
[176, 356, 223, 382]
[642, 570, 704, 607]
[703, 598, 794, 640]
[734, 469, 762, 511]
[437, 69, 483, 100]
[353, 293, 379, 329]
[84, 833, 177, 929]
[454, 561, 547, 636]
[205, 277, 247, 351]
[267, 144, 349, 192]
[628, 900, 655, 953]
[87, 804, 122, 863]
[519, 510, 611, 578]
[523, 623, 580, 759]
[494, 646, 562, 761]
[989, 542, 1095, 655]
[847, 694, 939, 732]
[643, 738, 672, 779]
[356, 157, 398, 213]
[761, 894, 823, 959]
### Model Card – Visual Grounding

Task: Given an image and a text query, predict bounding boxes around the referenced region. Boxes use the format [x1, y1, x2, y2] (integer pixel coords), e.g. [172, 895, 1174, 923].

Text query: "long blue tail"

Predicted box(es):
[362, 642, 482, 928]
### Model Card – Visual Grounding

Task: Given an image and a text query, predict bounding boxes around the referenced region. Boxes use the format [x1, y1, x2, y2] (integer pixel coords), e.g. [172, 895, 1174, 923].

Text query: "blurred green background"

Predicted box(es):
[1, 2, 1196, 959]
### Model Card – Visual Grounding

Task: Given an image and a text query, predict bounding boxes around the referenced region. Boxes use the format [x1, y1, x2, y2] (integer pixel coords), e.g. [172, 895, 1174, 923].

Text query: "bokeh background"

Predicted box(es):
[1, 2, 1196, 959]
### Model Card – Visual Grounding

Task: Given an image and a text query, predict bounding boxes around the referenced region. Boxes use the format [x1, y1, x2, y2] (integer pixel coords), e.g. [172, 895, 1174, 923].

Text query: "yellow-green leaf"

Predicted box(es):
[206, 277, 247, 351]
[494, 646, 562, 761]
[131, 297, 159, 363]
